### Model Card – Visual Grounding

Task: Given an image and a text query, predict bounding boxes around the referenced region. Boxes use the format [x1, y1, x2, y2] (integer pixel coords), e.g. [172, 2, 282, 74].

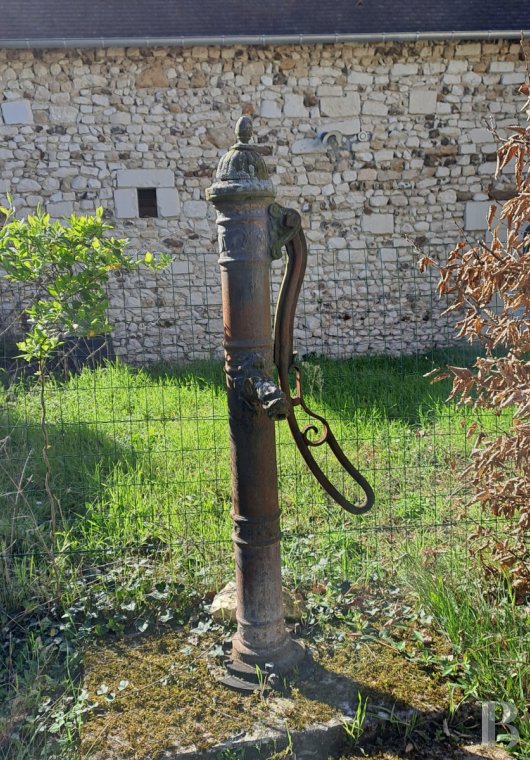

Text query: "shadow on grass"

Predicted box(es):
[141, 357, 226, 389]
[300, 348, 479, 426]
[288, 656, 480, 759]
[0, 401, 139, 610]
[140, 346, 477, 427]
[0, 407, 134, 517]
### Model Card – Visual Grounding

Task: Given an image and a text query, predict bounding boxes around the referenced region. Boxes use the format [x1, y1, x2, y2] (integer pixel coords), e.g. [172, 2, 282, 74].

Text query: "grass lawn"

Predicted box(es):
[0, 352, 527, 759]
[0, 351, 497, 590]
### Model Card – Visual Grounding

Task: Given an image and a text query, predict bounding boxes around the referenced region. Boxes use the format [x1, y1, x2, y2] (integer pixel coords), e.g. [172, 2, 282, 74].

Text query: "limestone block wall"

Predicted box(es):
[0, 39, 524, 362]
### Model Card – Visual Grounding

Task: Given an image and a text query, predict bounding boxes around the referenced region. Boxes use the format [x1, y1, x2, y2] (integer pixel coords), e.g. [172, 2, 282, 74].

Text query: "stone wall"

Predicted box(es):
[0, 39, 524, 362]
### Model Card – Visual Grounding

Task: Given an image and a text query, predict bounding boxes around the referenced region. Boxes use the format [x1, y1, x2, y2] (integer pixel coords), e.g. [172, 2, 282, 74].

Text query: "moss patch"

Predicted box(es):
[81, 622, 450, 760]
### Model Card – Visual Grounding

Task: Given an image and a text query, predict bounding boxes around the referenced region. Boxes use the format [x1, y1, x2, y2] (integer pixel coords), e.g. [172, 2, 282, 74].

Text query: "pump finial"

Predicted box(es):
[235, 116, 253, 144]
[207, 114, 272, 192]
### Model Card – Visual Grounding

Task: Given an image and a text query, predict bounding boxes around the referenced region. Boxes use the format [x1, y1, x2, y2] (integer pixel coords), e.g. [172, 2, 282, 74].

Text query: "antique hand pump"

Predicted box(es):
[206, 117, 374, 690]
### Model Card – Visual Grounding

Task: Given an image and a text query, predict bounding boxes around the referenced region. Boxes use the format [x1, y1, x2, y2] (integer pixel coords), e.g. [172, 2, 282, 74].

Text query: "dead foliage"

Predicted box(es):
[419, 83, 530, 599]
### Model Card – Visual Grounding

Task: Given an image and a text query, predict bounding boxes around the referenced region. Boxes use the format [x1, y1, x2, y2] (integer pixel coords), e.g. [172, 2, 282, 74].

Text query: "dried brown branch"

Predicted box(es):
[421, 81, 530, 600]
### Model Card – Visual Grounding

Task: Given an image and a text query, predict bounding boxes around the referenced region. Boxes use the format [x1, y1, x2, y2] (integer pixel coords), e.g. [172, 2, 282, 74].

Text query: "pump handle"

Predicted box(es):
[272, 207, 375, 515]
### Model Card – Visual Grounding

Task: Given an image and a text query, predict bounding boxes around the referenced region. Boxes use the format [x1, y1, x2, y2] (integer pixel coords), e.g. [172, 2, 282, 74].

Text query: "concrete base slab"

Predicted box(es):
[82, 622, 457, 760]
[172, 716, 357, 760]
[134, 653, 443, 760]
[170, 732, 514, 760]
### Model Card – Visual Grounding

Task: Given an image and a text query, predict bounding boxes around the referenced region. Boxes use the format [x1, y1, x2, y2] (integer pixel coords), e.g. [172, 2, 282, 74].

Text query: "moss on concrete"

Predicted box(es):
[81, 621, 450, 760]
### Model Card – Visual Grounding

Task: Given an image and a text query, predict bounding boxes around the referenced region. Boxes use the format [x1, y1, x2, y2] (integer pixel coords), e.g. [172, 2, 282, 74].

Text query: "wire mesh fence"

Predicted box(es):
[0, 239, 493, 596]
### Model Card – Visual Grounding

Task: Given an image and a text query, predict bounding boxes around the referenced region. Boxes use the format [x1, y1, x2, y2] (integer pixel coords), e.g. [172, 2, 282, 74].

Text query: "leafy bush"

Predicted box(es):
[0, 204, 169, 543]
[0, 204, 168, 364]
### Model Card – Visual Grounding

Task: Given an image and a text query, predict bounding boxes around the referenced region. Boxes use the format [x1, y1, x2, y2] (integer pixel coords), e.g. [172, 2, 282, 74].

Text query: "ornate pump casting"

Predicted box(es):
[206, 117, 374, 691]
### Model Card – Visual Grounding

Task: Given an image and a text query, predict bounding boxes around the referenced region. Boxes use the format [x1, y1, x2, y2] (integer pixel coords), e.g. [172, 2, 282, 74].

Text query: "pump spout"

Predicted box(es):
[235, 353, 290, 421]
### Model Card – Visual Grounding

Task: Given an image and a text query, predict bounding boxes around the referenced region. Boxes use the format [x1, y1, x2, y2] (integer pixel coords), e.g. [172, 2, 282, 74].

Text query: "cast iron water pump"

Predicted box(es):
[206, 117, 374, 691]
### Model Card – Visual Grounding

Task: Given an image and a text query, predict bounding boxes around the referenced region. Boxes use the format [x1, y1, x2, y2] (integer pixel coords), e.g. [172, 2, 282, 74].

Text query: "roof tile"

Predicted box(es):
[1, 0, 529, 41]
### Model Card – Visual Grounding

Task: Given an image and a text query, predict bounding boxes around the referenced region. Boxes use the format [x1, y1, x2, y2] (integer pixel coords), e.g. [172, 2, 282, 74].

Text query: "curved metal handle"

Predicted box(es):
[272, 208, 375, 515]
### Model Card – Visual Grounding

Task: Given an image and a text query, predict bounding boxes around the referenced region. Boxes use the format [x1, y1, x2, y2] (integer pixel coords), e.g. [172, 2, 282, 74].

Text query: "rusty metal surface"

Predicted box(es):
[206, 117, 306, 680]
[272, 209, 375, 515]
[206, 115, 374, 690]
[230, 352, 290, 421]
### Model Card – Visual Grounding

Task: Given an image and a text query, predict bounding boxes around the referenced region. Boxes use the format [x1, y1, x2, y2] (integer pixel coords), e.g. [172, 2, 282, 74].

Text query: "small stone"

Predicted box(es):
[292, 138, 325, 155]
[71, 175, 90, 190]
[205, 127, 234, 149]
[469, 127, 493, 143]
[380, 248, 397, 262]
[157, 188, 181, 217]
[479, 162, 498, 175]
[110, 111, 131, 126]
[361, 213, 394, 235]
[1, 100, 34, 125]
[464, 201, 491, 231]
[116, 168, 174, 188]
[461, 745, 513, 760]
[358, 168, 377, 181]
[439, 189, 457, 204]
[320, 93, 361, 118]
[457, 42, 481, 56]
[210, 581, 304, 623]
[489, 61, 515, 73]
[317, 85, 343, 97]
[279, 57, 296, 71]
[283, 94, 307, 118]
[409, 89, 437, 115]
[447, 60, 468, 74]
[190, 72, 206, 87]
[391, 63, 418, 76]
[136, 64, 170, 88]
[362, 100, 388, 116]
[328, 237, 347, 249]
[502, 73, 525, 85]
[46, 201, 74, 218]
[114, 189, 138, 219]
[49, 105, 77, 124]
[347, 71, 373, 85]
[16, 178, 40, 192]
[183, 200, 208, 219]
[76, 74, 108, 88]
[260, 100, 281, 118]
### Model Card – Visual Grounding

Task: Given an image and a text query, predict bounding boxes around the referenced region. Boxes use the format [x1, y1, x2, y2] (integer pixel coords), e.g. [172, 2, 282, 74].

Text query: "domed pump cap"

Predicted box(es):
[206, 116, 275, 202]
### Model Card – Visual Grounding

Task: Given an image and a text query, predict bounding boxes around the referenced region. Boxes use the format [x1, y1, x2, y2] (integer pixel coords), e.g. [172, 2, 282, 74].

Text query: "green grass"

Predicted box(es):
[0, 350, 506, 591]
[399, 553, 530, 757]
[0, 351, 518, 758]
